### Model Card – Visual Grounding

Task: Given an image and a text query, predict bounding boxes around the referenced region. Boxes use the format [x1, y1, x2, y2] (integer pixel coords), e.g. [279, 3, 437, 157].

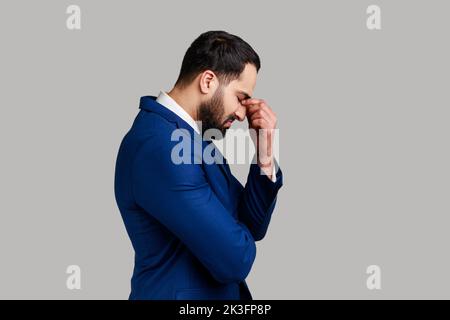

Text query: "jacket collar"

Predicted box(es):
[139, 95, 198, 135]
[139, 95, 231, 184]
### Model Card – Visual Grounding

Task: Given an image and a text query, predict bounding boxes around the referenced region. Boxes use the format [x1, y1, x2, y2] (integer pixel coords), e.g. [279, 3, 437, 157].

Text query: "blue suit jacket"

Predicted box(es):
[114, 96, 283, 300]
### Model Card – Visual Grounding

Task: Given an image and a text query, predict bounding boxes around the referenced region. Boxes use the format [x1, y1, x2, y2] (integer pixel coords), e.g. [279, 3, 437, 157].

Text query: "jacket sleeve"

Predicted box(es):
[237, 161, 283, 241]
[132, 136, 256, 284]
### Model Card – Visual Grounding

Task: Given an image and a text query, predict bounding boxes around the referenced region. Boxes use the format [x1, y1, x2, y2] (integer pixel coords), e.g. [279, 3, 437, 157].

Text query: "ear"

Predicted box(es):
[199, 70, 218, 94]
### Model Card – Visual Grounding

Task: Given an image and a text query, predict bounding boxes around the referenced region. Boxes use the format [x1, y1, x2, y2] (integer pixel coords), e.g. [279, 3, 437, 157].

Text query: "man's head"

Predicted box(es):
[172, 31, 260, 138]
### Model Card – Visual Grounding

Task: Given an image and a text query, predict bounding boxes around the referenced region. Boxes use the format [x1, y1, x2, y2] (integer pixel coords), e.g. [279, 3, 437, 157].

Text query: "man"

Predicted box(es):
[114, 30, 283, 300]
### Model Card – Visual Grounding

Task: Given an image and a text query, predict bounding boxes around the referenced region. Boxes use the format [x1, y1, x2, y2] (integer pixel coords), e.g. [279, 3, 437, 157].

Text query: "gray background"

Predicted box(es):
[0, 0, 449, 299]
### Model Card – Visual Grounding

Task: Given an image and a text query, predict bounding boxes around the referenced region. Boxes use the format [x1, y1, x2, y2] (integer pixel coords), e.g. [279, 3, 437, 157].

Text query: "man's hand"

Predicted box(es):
[241, 98, 277, 180]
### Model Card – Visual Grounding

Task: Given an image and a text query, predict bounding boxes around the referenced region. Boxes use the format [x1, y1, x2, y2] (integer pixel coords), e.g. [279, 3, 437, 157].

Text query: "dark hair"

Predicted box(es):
[174, 31, 261, 88]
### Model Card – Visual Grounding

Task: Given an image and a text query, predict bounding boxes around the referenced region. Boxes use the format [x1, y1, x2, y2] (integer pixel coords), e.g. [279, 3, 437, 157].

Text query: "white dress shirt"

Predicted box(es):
[156, 90, 200, 134]
[155, 90, 276, 182]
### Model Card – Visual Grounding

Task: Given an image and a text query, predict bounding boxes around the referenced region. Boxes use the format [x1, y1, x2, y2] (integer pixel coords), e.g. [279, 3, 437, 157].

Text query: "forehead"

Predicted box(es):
[228, 63, 257, 98]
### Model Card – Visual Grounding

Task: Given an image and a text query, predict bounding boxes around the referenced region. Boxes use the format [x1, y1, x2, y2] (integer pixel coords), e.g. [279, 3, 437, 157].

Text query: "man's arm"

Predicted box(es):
[238, 98, 283, 241]
[132, 136, 256, 284]
[237, 97, 283, 241]
[237, 161, 283, 241]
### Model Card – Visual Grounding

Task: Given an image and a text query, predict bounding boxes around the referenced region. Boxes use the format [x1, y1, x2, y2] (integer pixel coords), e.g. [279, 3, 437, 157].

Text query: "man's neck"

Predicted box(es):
[167, 87, 198, 121]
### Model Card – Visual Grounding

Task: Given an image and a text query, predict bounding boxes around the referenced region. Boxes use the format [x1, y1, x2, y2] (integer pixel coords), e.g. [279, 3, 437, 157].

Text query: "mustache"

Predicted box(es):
[223, 115, 236, 123]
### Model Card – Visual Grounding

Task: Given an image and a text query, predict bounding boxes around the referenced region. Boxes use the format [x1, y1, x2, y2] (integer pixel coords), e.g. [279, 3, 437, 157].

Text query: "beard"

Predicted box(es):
[198, 85, 235, 139]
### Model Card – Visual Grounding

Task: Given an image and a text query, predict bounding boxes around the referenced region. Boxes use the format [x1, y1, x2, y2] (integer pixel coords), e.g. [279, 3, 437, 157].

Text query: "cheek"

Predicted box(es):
[222, 96, 239, 115]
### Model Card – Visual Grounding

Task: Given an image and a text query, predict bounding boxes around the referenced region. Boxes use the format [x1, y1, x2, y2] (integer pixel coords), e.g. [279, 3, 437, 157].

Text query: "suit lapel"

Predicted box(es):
[201, 139, 234, 211]
[139, 95, 233, 209]
[202, 139, 231, 186]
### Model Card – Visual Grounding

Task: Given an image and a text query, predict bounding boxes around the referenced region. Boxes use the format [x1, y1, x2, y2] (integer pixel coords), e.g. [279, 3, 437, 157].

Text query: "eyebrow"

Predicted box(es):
[237, 90, 252, 100]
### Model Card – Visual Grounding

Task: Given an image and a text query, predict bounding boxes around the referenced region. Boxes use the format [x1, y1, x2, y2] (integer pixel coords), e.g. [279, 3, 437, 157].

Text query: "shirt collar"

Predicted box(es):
[156, 90, 200, 134]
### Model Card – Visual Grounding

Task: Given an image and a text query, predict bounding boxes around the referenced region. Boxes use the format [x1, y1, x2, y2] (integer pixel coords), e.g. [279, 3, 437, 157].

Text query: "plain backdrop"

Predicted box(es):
[0, 0, 449, 299]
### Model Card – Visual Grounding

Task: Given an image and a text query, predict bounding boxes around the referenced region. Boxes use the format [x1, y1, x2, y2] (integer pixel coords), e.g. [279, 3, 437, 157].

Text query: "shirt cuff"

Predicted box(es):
[260, 159, 278, 183]
[269, 165, 276, 182]
[251, 154, 280, 183]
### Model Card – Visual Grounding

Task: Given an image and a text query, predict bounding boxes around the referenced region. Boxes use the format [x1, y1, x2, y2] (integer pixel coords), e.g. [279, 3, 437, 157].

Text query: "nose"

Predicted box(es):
[234, 104, 247, 122]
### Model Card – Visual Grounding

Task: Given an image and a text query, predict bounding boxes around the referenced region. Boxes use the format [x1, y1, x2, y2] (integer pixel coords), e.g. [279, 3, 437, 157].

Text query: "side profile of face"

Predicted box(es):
[198, 63, 257, 138]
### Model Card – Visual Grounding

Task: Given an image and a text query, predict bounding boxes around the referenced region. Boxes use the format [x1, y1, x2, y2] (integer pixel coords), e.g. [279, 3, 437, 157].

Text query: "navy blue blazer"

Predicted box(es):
[114, 96, 283, 300]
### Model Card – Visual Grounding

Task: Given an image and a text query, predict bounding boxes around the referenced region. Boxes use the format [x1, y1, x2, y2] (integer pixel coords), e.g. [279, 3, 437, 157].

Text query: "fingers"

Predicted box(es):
[250, 118, 271, 129]
[243, 99, 277, 120]
[241, 98, 262, 106]
[248, 107, 271, 122]
[246, 106, 276, 130]
[248, 113, 276, 130]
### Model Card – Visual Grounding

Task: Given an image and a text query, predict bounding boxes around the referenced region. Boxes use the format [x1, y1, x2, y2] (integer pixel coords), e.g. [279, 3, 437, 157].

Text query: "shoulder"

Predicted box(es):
[131, 110, 178, 137]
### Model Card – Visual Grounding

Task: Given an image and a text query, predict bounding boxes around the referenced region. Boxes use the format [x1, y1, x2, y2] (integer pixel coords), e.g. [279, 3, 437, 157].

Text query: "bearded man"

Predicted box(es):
[114, 30, 283, 300]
